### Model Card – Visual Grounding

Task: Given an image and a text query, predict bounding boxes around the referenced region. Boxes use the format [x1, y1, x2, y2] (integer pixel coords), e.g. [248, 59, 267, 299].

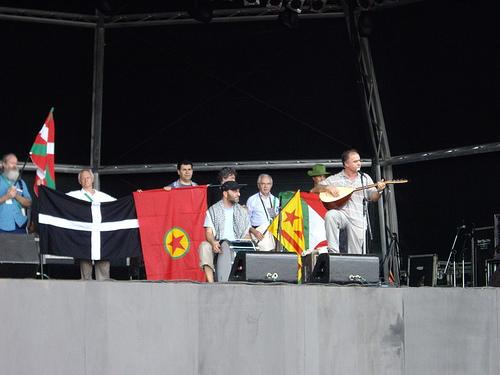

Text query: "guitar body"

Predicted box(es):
[319, 179, 408, 210]
[319, 187, 355, 210]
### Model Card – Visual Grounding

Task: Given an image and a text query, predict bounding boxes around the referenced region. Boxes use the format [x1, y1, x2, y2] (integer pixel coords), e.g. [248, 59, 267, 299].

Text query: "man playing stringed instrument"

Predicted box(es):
[311, 149, 386, 254]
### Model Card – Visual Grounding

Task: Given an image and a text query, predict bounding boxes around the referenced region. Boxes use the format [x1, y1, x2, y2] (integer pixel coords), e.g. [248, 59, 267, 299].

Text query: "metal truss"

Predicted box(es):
[0, 1, 421, 28]
[20, 158, 372, 175]
[383, 142, 500, 166]
[104, 6, 346, 28]
[0, 6, 97, 28]
[0, 5, 344, 28]
[343, 0, 399, 282]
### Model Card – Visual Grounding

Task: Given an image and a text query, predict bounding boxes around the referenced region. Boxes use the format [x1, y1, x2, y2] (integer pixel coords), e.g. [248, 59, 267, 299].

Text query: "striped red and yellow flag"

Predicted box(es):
[268, 190, 304, 282]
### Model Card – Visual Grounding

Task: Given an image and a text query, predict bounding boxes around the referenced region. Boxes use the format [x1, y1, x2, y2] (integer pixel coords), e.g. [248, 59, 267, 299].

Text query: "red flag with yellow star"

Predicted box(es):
[133, 186, 207, 281]
[268, 190, 304, 282]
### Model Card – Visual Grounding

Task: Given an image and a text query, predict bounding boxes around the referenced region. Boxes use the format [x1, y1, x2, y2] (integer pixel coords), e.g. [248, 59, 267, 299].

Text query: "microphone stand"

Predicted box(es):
[459, 231, 471, 288]
[443, 226, 464, 287]
[359, 171, 372, 254]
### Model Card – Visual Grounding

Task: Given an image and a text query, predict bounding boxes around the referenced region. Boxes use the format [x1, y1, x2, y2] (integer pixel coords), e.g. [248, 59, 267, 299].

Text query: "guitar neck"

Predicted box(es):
[353, 183, 378, 193]
[352, 180, 405, 193]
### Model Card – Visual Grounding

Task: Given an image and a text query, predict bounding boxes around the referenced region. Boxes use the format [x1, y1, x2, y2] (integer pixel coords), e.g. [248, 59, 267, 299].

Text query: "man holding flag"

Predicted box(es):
[0, 153, 32, 233]
[67, 169, 115, 280]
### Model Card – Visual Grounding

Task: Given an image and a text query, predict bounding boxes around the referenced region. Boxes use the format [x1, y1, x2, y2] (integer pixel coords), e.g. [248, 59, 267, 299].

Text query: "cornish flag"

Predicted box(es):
[38, 186, 141, 260]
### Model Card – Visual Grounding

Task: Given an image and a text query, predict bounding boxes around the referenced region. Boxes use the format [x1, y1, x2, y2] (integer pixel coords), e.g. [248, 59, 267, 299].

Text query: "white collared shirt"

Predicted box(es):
[67, 188, 116, 203]
[246, 192, 279, 227]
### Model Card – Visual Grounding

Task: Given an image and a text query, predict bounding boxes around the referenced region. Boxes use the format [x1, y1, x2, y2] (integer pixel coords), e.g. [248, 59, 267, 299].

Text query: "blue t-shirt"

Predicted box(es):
[0, 176, 32, 231]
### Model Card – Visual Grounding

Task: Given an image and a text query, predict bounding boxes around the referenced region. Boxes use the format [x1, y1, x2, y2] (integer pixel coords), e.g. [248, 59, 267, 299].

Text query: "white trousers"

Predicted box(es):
[324, 210, 366, 254]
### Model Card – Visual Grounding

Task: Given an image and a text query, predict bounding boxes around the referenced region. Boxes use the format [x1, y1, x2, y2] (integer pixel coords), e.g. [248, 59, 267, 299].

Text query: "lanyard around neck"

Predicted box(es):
[259, 194, 273, 222]
[83, 191, 94, 202]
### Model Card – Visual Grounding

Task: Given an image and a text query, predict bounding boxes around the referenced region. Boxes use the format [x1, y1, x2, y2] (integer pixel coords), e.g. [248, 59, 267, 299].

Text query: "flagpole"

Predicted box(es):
[276, 194, 284, 252]
[16, 154, 30, 185]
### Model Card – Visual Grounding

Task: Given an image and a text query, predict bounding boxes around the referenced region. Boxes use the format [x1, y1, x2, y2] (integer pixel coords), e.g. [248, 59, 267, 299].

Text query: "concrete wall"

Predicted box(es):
[0, 280, 498, 375]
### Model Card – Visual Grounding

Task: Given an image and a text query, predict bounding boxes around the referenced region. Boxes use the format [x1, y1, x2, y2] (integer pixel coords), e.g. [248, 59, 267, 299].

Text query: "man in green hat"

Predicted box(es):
[307, 163, 330, 192]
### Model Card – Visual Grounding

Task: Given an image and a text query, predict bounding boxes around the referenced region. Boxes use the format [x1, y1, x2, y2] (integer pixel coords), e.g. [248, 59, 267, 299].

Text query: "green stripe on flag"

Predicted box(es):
[301, 198, 310, 250]
[30, 143, 47, 155]
[45, 166, 56, 189]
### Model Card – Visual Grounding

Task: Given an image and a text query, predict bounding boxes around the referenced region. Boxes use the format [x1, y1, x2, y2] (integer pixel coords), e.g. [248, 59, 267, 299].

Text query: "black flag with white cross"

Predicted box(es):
[38, 186, 141, 260]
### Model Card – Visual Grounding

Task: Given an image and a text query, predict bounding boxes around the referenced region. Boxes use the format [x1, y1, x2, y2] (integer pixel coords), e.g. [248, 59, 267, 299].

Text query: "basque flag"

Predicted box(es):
[38, 186, 141, 260]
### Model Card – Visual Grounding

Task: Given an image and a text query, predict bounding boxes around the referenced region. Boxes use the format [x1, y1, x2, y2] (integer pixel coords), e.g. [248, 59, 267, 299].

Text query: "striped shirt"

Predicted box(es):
[319, 170, 376, 229]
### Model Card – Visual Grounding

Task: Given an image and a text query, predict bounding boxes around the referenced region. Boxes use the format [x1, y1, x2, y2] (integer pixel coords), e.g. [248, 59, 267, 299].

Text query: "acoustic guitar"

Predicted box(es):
[319, 179, 408, 210]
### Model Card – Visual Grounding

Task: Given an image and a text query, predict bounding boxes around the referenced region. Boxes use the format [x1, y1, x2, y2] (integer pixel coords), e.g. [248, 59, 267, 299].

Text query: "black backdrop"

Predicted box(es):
[0, 0, 499, 262]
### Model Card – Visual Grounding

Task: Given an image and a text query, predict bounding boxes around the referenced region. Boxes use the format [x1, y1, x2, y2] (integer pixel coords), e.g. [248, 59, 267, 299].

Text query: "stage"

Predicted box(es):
[0, 279, 498, 375]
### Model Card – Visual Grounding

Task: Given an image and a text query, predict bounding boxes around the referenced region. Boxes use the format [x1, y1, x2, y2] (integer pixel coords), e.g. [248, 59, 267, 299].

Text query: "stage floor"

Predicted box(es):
[0, 279, 498, 375]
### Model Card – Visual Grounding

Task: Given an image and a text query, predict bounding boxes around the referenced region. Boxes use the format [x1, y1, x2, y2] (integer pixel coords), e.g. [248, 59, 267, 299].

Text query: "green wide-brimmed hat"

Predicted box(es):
[307, 164, 330, 177]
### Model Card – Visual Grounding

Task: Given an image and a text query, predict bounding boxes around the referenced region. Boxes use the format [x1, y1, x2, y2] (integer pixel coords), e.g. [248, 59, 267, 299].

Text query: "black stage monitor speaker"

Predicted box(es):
[228, 251, 300, 283]
[472, 226, 495, 287]
[309, 253, 380, 284]
[407, 254, 437, 287]
[0, 233, 39, 278]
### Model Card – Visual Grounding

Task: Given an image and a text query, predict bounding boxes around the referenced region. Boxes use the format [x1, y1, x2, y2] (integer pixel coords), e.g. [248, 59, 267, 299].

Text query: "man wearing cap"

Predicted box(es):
[207, 167, 238, 207]
[307, 164, 329, 192]
[198, 180, 251, 282]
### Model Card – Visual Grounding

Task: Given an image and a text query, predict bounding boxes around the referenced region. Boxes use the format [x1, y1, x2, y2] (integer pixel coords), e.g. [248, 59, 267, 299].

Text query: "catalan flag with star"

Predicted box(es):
[268, 190, 304, 282]
[133, 186, 207, 281]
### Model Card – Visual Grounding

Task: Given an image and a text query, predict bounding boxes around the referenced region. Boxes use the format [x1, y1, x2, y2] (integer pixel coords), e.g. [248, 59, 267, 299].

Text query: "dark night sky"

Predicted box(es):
[0, 0, 499, 262]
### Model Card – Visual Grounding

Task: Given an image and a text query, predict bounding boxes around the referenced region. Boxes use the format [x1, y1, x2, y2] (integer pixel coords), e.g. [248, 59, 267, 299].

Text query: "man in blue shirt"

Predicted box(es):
[0, 153, 32, 233]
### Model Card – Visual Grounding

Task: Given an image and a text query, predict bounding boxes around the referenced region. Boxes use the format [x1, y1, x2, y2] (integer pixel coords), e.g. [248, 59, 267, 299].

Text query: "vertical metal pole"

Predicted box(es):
[90, 12, 105, 190]
[471, 230, 476, 286]
[343, 1, 400, 283]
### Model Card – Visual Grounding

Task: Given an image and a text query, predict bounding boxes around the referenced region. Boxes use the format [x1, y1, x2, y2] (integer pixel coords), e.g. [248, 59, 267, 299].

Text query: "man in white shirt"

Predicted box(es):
[246, 174, 279, 251]
[311, 149, 385, 254]
[67, 169, 115, 280]
[198, 181, 250, 282]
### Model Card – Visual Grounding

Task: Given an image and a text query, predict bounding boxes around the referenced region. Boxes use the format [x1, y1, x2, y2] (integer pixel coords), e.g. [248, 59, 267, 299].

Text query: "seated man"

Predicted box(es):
[198, 181, 250, 283]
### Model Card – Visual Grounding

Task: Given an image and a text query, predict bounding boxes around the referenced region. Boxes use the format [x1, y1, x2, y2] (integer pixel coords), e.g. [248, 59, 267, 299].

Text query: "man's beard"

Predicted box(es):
[4, 169, 19, 181]
[228, 196, 239, 205]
